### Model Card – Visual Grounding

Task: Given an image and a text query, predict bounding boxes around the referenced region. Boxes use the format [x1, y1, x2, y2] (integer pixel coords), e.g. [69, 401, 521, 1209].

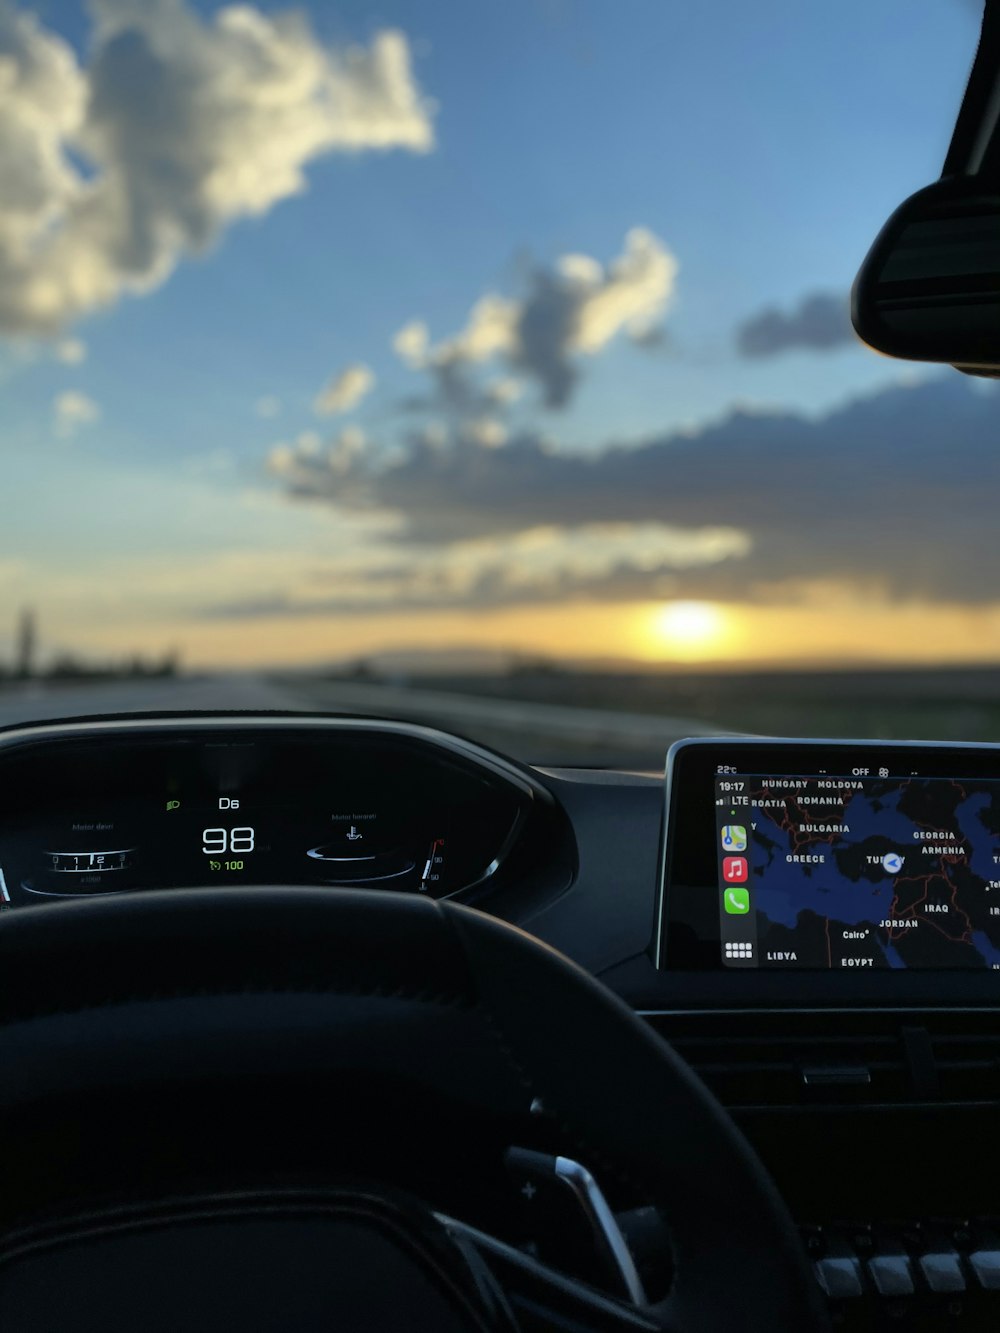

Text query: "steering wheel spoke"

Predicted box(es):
[438, 1213, 673, 1333]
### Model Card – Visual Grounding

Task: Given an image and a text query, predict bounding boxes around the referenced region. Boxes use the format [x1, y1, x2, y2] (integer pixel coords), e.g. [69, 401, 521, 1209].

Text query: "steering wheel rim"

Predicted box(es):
[0, 888, 828, 1331]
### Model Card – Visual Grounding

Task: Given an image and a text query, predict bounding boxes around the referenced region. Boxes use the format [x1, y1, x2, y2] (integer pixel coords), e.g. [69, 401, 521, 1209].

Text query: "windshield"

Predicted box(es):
[0, 0, 988, 766]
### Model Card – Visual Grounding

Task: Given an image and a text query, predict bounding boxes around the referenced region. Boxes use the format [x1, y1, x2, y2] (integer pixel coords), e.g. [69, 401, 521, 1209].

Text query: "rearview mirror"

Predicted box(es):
[851, 176, 1000, 376]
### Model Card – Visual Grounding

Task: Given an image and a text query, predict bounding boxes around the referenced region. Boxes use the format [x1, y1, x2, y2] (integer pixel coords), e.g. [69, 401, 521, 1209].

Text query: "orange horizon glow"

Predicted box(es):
[39, 594, 1000, 673]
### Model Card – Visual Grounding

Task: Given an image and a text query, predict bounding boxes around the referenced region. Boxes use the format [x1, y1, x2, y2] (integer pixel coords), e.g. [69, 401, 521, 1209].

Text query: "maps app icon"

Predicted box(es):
[722, 825, 747, 852]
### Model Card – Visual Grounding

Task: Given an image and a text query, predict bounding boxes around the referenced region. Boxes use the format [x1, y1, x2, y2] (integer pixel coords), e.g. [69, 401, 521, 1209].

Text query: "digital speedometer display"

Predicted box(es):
[660, 740, 1000, 972]
[0, 726, 528, 907]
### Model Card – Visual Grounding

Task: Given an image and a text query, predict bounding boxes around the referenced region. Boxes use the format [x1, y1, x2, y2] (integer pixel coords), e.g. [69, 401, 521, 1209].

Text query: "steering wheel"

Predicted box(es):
[0, 888, 827, 1332]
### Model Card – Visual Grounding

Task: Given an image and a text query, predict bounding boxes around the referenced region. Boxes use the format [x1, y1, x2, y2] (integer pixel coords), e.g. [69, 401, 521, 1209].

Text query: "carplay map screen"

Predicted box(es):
[715, 771, 1000, 970]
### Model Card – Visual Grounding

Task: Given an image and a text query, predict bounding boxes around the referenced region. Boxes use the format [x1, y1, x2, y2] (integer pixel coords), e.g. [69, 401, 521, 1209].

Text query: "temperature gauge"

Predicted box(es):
[419, 838, 446, 893]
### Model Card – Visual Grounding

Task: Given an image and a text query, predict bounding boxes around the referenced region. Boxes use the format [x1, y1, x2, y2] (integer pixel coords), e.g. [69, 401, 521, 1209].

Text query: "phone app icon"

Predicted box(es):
[721, 824, 747, 852]
[722, 855, 748, 882]
[724, 886, 751, 915]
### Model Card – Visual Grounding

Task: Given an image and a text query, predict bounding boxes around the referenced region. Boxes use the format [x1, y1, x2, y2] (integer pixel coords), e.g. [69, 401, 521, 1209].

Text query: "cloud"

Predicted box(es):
[563, 229, 677, 352]
[53, 389, 100, 436]
[268, 424, 369, 483]
[207, 520, 751, 618]
[0, 1, 435, 335]
[736, 291, 854, 358]
[270, 375, 1000, 605]
[314, 362, 375, 416]
[54, 337, 86, 364]
[486, 377, 522, 406]
[392, 319, 430, 367]
[461, 416, 507, 448]
[254, 395, 281, 418]
[430, 294, 520, 368]
[393, 227, 677, 408]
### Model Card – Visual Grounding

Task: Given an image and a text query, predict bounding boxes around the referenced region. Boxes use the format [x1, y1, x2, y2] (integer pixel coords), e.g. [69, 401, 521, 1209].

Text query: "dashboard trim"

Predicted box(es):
[21, 883, 130, 898]
[0, 713, 549, 799]
[636, 1005, 1000, 1017]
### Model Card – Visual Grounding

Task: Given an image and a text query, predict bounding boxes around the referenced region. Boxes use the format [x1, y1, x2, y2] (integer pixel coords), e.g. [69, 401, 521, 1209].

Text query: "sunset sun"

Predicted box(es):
[651, 601, 729, 659]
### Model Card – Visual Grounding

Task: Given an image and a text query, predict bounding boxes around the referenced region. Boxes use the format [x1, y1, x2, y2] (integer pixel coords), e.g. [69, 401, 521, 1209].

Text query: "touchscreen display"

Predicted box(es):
[716, 771, 1000, 970]
[660, 742, 1000, 972]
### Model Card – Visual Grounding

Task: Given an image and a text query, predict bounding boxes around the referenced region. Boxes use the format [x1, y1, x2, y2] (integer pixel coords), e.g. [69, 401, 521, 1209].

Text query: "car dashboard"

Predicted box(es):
[0, 717, 574, 912]
[5, 713, 1000, 1329]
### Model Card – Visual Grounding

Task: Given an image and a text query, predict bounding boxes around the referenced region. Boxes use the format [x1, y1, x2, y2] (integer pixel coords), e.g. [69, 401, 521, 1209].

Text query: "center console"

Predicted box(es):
[643, 738, 1000, 1328]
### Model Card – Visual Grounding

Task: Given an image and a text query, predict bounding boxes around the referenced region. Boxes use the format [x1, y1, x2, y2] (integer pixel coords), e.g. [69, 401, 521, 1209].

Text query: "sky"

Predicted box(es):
[0, 0, 993, 671]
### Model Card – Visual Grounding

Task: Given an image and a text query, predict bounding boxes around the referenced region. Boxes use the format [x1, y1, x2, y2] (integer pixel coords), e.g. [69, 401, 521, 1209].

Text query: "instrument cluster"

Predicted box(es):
[0, 718, 562, 910]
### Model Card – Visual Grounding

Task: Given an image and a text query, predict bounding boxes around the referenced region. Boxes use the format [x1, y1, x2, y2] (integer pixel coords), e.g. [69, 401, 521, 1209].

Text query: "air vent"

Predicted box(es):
[643, 1009, 1000, 1111]
[923, 1011, 1000, 1105]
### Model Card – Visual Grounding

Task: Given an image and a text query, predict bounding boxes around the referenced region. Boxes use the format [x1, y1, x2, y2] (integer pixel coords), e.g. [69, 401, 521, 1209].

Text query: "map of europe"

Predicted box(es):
[744, 777, 1000, 968]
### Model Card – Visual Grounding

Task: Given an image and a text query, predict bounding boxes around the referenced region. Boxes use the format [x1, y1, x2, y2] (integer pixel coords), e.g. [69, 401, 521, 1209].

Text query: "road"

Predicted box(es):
[0, 674, 720, 768]
[0, 674, 308, 726]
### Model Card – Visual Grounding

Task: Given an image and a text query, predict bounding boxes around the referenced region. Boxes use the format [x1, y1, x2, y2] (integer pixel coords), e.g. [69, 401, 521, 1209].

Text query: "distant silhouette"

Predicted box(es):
[15, 607, 36, 679]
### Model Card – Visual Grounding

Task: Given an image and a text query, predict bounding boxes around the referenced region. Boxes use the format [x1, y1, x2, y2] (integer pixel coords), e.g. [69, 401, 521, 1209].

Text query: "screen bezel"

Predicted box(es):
[655, 736, 1000, 1000]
